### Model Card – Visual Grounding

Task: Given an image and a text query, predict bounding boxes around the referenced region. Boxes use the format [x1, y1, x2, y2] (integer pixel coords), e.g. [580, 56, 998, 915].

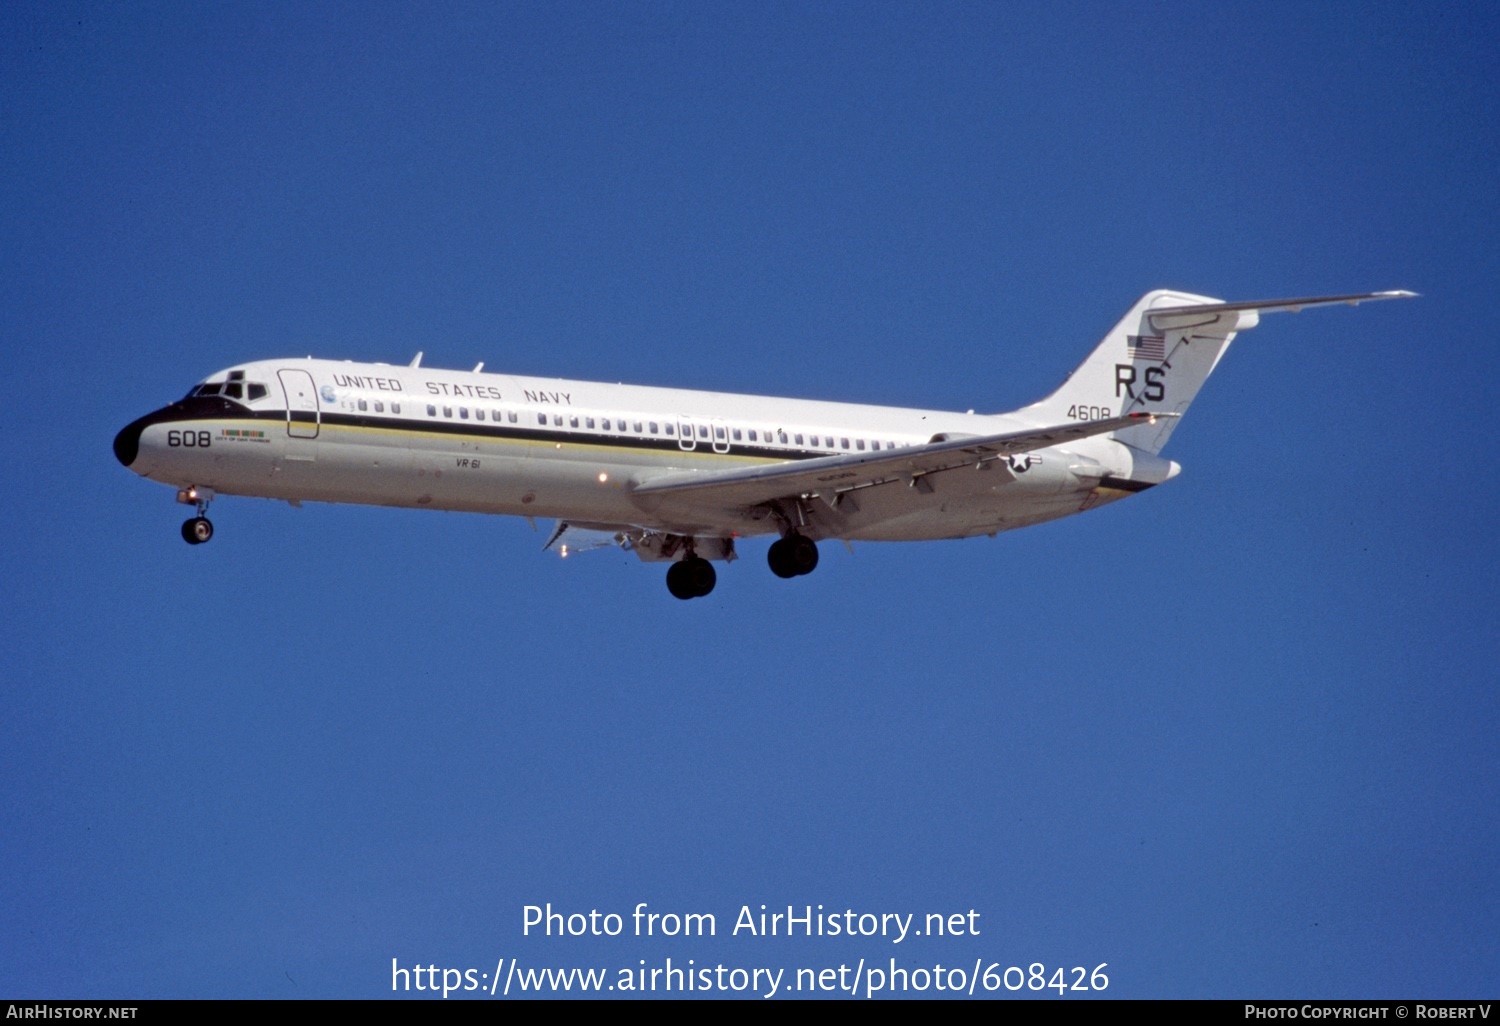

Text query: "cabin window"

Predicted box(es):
[697, 425, 708, 439]
[507, 411, 516, 423]
[459, 407, 469, 419]
[870, 440, 880, 451]
[856, 438, 866, 450]
[570, 416, 579, 428]
[714, 426, 725, 440]
[748, 429, 758, 442]
[601, 418, 612, 430]
[475, 409, 484, 421]
[649, 421, 658, 433]
[392, 403, 401, 414]
[664, 424, 674, 436]
[777, 430, 788, 444]
[586, 417, 595, 429]
[794, 434, 804, 445]
[374, 400, 384, 413]
[428, 405, 437, 417]
[355, 398, 366, 411]
[444, 407, 453, 418]
[553, 414, 563, 426]
[634, 421, 643, 432]
[732, 428, 742, 441]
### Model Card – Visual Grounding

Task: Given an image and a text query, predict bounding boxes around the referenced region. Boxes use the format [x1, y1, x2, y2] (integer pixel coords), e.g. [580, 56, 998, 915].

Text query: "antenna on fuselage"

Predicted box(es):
[473, 362, 484, 372]
[409, 352, 423, 368]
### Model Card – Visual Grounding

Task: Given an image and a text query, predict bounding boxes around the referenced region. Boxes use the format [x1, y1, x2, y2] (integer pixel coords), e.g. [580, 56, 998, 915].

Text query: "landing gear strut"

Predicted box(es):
[666, 556, 716, 600]
[767, 532, 818, 579]
[177, 486, 214, 545]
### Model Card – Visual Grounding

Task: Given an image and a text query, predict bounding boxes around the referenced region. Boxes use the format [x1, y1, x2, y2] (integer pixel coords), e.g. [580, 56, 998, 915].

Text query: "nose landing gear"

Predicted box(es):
[180, 516, 214, 545]
[176, 486, 215, 545]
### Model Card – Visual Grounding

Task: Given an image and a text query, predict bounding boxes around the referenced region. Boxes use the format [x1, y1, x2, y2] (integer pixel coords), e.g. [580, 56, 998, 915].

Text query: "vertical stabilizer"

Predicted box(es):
[1017, 289, 1250, 455]
[1016, 289, 1415, 454]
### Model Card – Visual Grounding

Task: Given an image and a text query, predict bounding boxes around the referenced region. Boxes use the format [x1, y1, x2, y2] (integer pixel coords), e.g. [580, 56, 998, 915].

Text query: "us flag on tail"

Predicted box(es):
[1126, 333, 1165, 361]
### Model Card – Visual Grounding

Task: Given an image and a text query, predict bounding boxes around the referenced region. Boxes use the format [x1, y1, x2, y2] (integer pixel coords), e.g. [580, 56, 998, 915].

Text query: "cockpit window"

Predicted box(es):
[186, 379, 269, 403]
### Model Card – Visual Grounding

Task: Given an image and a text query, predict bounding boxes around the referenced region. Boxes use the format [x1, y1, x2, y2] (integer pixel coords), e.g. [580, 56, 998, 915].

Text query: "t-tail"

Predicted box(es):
[1018, 289, 1416, 455]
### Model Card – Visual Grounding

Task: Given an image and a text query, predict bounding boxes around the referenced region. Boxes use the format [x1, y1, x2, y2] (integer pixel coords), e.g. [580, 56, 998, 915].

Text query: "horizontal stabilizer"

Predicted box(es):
[1145, 290, 1417, 319]
[1145, 291, 1418, 332]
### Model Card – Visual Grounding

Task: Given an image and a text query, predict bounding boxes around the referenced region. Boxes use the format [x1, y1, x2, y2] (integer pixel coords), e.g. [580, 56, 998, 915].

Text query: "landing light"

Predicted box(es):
[598, 472, 609, 483]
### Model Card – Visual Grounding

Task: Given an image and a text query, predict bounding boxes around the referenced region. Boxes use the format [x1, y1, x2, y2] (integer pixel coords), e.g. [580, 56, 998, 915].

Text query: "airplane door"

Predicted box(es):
[278, 369, 320, 439]
[677, 416, 696, 451]
[711, 420, 730, 454]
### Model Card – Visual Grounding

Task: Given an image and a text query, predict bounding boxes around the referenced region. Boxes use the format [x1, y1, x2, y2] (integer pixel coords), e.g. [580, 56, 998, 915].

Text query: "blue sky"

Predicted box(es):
[3, 0, 1496, 1000]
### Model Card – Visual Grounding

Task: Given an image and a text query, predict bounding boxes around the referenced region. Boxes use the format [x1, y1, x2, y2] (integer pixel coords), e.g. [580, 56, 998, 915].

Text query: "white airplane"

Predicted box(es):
[115, 288, 1413, 598]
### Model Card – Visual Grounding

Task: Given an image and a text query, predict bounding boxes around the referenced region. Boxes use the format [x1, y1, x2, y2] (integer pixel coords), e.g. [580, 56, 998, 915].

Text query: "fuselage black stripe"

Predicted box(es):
[141, 399, 844, 464]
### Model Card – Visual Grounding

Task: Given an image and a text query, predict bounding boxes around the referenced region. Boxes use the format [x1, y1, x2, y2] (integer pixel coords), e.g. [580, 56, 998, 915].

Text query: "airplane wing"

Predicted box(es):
[630, 410, 1173, 512]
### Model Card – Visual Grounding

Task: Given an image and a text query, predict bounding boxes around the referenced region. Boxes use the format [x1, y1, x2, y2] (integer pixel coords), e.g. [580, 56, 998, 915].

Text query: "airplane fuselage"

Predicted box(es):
[115, 357, 1147, 545]
[114, 290, 1410, 597]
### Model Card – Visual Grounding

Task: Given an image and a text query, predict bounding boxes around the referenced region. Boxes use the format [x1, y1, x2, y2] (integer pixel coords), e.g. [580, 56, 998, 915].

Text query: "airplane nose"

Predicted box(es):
[115, 399, 211, 470]
[114, 418, 145, 467]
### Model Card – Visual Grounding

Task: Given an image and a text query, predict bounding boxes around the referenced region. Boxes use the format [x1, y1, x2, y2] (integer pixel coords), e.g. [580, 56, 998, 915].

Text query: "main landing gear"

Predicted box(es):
[177, 486, 214, 545]
[767, 532, 818, 579]
[663, 532, 819, 598]
[666, 556, 717, 600]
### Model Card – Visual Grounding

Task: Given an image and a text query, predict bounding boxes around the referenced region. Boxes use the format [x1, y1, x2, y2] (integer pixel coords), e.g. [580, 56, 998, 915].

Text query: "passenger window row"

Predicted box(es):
[387, 397, 910, 453]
